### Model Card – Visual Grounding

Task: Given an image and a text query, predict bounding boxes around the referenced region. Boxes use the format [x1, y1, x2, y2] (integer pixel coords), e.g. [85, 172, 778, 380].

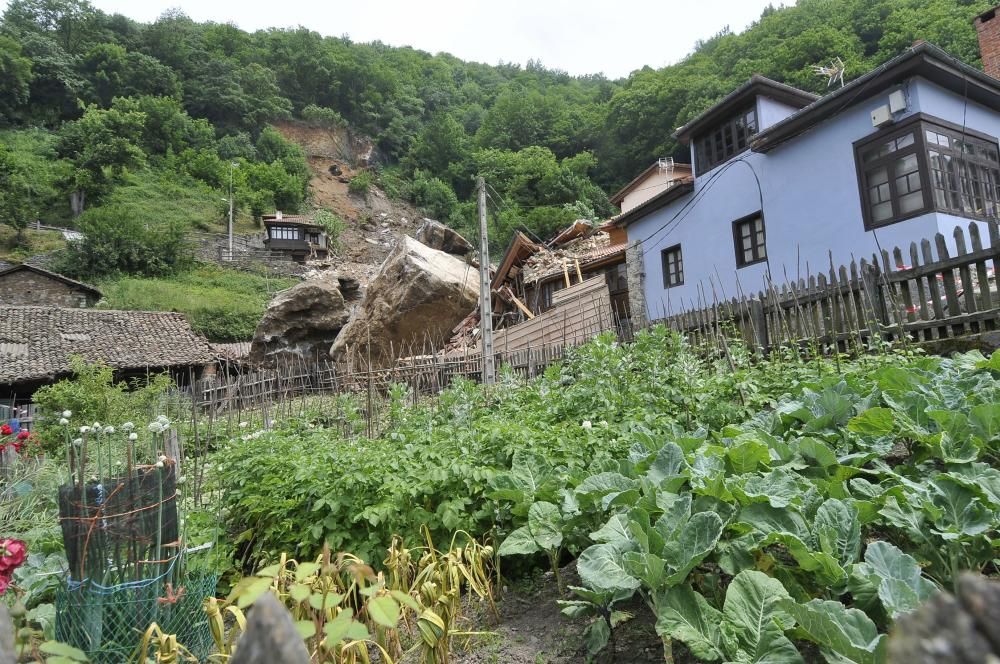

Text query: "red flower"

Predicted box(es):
[0, 424, 10, 436]
[0, 573, 9, 596]
[0, 539, 27, 574]
[16, 431, 28, 440]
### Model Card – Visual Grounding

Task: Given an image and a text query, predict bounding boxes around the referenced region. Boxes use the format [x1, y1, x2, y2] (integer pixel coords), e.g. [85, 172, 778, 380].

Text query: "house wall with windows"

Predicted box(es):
[629, 73, 1000, 319]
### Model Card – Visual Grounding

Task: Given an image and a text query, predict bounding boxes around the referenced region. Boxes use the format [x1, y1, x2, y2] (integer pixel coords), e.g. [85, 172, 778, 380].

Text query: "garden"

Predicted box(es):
[1, 326, 999, 662]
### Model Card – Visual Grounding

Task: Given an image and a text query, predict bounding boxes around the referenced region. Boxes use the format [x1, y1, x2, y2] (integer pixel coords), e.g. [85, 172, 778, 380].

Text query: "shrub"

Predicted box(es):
[32, 358, 174, 455]
[348, 170, 374, 196]
[312, 209, 345, 252]
[301, 104, 346, 129]
[56, 203, 191, 279]
[410, 169, 458, 222]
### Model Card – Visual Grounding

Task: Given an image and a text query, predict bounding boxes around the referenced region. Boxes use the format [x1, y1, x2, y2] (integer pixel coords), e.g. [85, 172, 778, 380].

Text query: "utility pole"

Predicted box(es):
[477, 176, 495, 385]
[228, 162, 238, 260]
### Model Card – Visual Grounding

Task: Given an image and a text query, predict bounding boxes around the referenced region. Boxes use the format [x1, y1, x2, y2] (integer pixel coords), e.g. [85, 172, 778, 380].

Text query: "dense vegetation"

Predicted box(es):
[0, 0, 995, 256]
[6, 327, 1000, 660]
[215, 331, 1000, 662]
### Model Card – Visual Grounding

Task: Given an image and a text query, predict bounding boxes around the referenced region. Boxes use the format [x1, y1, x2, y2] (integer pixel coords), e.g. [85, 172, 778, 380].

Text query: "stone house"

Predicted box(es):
[0, 264, 102, 308]
[262, 212, 329, 263]
[0, 307, 217, 398]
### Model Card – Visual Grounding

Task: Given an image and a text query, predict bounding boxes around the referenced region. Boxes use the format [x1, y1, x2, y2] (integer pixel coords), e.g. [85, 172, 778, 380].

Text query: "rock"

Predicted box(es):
[414, 219, 474, 256]
[331, 236, 479, 363]
[230, 593, 310, 664]
[361, 222, 377, 232]
[0, 605, 14, 664]
[249, 272, 360, 366]
[888, 573, 1000, 664]
[957, 573, 1000, 654]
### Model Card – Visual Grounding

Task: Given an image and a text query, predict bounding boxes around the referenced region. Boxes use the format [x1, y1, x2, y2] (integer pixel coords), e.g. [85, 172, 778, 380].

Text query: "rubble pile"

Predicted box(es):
[521, 229, 611, 283]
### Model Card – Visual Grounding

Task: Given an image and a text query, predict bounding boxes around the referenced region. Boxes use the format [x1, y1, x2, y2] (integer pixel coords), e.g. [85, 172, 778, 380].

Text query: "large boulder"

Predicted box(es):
[331, 236, 478, 364]
[414, 219, 473, 256]
[249, 272, 360, 366]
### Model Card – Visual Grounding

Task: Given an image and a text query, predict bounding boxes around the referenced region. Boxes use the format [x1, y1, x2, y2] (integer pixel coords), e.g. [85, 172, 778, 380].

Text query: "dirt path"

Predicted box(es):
[450, 563, 672, 664]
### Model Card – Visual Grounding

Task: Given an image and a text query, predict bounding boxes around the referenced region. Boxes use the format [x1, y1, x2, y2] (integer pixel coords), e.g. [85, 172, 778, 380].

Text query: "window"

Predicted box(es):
[926, 127, 1000, 219]
[733, 213, 766, 267]
[695, 106, 758, 174]
[269, 225, 299, 240]
[855, 115, 1000, 229]
[538, 280, 564, 312]
[605, 262, 628, 295]
[661, 244, 684, 287]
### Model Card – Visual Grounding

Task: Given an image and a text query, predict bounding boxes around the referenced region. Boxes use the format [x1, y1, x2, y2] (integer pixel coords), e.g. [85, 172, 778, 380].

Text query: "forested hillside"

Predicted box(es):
[0, 0, 993, 269]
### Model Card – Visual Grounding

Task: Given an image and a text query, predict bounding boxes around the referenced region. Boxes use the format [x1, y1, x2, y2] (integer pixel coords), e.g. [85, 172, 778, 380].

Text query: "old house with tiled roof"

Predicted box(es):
[0, 264, 102, 308]
[0, 307, 216, 397]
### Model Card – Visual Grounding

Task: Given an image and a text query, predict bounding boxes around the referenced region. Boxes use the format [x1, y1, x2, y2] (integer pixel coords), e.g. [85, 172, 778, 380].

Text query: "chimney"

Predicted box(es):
[276, 210, 283, 220]
[975, 5, 1000, 79]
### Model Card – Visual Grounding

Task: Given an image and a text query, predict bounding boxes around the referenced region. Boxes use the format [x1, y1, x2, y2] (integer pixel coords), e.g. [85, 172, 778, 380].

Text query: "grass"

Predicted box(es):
[98, 169, 260, 235]
[0, 227, 67, 263]
[97, 264, 299, 342]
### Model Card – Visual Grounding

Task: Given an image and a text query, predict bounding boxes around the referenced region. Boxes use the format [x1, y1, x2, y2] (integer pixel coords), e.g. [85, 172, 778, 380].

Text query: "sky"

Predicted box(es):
[54, 0, 781, 79]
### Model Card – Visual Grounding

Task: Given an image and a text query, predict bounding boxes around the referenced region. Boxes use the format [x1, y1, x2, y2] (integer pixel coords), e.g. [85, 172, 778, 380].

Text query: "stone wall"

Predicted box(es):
[625, 239, 647, 328]
[0, 271, 97, 308]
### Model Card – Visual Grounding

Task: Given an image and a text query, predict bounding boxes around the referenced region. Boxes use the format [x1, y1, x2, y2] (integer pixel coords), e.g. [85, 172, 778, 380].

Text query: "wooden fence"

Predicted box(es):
[490, 276, 617, 353]
[656, 222, 1000, 354]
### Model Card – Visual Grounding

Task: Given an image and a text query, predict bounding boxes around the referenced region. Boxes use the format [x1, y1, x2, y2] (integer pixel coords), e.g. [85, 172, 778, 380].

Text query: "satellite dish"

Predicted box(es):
[812, 57, 845, 89]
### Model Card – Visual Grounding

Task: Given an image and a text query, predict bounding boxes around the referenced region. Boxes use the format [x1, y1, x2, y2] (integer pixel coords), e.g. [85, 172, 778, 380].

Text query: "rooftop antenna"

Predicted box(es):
[812, 57, 845, 89]
[657, 157, 675, 175]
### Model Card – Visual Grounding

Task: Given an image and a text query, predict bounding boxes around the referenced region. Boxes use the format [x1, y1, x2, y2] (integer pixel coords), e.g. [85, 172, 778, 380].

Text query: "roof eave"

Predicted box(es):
[612, 181, 695, 229]
[0, 264, 103, 298]
[752, 43, 1000, 153]
[673, 75, 818, 145]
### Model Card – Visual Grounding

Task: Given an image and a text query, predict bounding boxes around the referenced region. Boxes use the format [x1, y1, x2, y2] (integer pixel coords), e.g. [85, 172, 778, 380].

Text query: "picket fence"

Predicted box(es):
[656, 222, 1000, 354]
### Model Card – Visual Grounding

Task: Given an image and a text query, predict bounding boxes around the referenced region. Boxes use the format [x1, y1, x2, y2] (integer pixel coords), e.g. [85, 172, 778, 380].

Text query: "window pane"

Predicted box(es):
[899, 191, 923, 214]
[872, 201, 893, 222]
[893, 153, 918, 177]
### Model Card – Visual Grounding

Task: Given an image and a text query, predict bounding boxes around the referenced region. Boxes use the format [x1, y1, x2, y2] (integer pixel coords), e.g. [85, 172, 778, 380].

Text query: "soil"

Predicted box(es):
[272, 121, 427, 291]
[448, 563, 684, 664]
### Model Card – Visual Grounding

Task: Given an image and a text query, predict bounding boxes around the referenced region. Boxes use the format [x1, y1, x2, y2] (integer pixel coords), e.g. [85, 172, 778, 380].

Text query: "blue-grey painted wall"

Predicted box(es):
[631, 75, 1000, 320]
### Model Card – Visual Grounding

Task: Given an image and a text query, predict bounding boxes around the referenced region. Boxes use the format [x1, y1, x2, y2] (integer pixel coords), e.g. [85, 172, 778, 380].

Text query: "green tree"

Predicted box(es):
[0, 35, 33, 124]
[111, 95, 214, 156]
[57, 103, 146, 210]
[80, 42, 180, 106]
[0, 143, 38, 245]
[403, 113, 470, 192]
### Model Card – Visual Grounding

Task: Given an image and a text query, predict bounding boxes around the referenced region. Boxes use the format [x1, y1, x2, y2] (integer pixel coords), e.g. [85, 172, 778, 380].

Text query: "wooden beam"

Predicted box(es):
[509, 292, 535, 319]
[562, 260, 571, 288]
[574, 258, 583, 283]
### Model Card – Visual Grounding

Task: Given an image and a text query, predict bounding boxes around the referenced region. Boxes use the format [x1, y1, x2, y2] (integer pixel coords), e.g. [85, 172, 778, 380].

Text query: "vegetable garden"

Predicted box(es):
[2, 326, 1000, 662]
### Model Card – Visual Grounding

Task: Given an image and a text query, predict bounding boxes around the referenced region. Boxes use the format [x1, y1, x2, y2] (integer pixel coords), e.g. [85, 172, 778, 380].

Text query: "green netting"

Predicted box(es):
[55, 571, 217, 664]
